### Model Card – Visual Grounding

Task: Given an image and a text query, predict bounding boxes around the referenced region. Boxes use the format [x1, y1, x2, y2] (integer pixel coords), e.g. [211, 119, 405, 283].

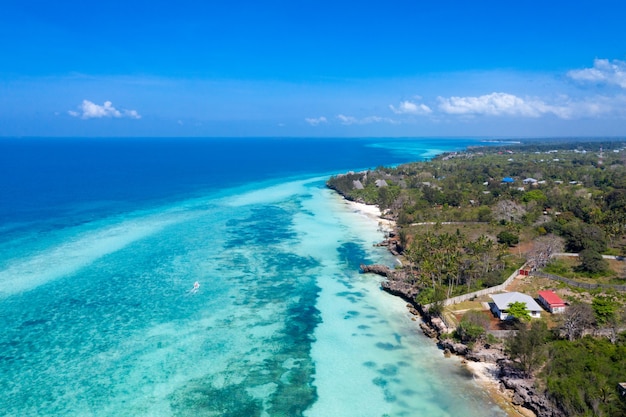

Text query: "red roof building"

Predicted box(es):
[538, 290, 567, 314]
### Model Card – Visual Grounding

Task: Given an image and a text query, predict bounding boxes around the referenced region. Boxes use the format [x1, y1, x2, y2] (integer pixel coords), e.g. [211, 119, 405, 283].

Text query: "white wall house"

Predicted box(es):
[490, 292, 543, 320]
[537, 290, 567, 314]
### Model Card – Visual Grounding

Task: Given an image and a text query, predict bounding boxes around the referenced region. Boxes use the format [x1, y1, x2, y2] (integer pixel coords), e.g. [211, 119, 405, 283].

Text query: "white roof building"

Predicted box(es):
[490, 292, 542, 320]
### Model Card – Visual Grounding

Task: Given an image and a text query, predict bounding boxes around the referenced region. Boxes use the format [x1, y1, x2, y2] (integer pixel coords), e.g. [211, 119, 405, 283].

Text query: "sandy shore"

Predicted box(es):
[463, 361, 536, 417]
[344, 200, 395, 231]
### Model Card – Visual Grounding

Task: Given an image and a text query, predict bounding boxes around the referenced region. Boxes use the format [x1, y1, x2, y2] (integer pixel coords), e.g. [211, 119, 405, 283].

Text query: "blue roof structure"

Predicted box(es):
[502, 177, 514, 183]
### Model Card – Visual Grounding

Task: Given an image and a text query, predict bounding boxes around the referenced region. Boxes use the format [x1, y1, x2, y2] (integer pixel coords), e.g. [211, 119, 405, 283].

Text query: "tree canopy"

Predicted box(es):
[506, 320, 550, 376]
[507, 301, 531, 322]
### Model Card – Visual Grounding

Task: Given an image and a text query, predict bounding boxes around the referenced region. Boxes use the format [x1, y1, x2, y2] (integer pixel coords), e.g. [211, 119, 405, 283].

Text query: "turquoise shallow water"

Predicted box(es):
[0, 138, 506, 416]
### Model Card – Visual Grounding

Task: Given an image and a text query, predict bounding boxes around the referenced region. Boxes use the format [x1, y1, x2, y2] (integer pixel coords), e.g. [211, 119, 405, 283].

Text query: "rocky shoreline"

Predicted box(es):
[339, 193, 564, 417]
[437, 338, 564, 417]
[360, 263, 420, 306]
[360, 245, 563, 417]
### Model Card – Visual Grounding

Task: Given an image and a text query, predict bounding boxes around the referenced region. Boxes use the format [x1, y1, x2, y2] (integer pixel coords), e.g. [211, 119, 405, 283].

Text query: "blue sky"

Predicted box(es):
[1, 0, 626, 137]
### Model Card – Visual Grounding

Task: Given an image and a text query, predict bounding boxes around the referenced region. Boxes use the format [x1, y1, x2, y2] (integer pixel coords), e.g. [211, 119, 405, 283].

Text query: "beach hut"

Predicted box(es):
[490, 292, 542, 320]
[375, 179, 388, 188]
[537, 290, 567, 314]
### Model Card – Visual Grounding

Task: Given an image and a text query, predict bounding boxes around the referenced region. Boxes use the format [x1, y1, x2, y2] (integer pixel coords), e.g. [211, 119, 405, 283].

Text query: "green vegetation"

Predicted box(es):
[504, 316, 626, 416]
[330, 140, 625, 227]
[328, 140, 626, 297]
[507, 301, 531, 322]
[544, 336, 626, 416]
[544, 258, 572, 276]
[329, 141, 626, 235]
[328, 139, 626, 417]
[545, 256, 620, 284]
[506, 320, 550, 376]
[405, 230, 516, 301]
[578, 248, 609, 274]
[497, 230, 519, 247]
[592, 295, 619, 326]
[455, 310, 490, 344]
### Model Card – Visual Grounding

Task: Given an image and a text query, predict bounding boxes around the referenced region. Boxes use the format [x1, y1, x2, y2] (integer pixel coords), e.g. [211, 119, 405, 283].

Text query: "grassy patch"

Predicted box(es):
[544, 256, 625, 286]
[447, 300, 485, 311]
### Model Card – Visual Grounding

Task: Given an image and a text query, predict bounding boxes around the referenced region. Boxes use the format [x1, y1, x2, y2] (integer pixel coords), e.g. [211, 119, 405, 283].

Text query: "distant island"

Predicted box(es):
[328, 139, 626, 417]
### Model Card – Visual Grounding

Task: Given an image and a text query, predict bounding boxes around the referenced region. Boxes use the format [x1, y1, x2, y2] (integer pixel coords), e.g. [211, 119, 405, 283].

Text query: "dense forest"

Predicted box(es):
[328, 139, 626, 416]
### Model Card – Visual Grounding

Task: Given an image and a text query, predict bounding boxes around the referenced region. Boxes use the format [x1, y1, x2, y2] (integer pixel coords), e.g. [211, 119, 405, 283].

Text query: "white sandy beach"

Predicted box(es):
[344, 200, 395, 231]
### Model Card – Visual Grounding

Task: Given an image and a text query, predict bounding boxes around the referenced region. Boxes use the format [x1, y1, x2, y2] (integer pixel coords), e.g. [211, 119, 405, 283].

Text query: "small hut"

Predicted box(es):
[538, 290, 567, 314]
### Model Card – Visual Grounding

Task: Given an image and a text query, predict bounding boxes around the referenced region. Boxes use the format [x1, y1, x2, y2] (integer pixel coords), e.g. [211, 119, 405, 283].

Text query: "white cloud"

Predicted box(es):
[437, 92, 572, 118]
[68, 100, 141, 119]
[337, 114, 397, 125]
[337, 114, 357, 125]
[434, 91, 626, 120]
[389, 100, 432, 115]
[364, 116, 394, 124]
[568, 58, 626, 88]
[558, 94, 626, 118]
[305, 116, 328, 126]
[123, 109, 141, 119]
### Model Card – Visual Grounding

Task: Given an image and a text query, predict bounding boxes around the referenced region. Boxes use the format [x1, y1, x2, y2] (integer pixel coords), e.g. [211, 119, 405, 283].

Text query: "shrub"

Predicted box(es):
[577, 248, 609, 274]
[456, 310, 490, 343]
[497, 230, 519, 247]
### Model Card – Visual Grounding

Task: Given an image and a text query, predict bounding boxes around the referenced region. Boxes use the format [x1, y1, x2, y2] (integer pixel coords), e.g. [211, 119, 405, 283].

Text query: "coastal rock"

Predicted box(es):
[360, 264, 391, 277]
[387, 240, 403, 256]
[466, 348, 506, 363]
[380, 279, 419, 303]
[360, 264, 420, 304]
[438, 339, 469, 356]
[406, 304, 420, 316]
[430, 317, 449, 334]
[500, 366, 564, 417]
[374, 235, 403, 256]
[420, 322, 438, 338]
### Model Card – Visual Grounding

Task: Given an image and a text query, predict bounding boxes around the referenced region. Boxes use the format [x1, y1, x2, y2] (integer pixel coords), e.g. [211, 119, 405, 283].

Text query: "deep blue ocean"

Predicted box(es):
[0, 137, 507, 416]
[0, 137, 463, 225]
